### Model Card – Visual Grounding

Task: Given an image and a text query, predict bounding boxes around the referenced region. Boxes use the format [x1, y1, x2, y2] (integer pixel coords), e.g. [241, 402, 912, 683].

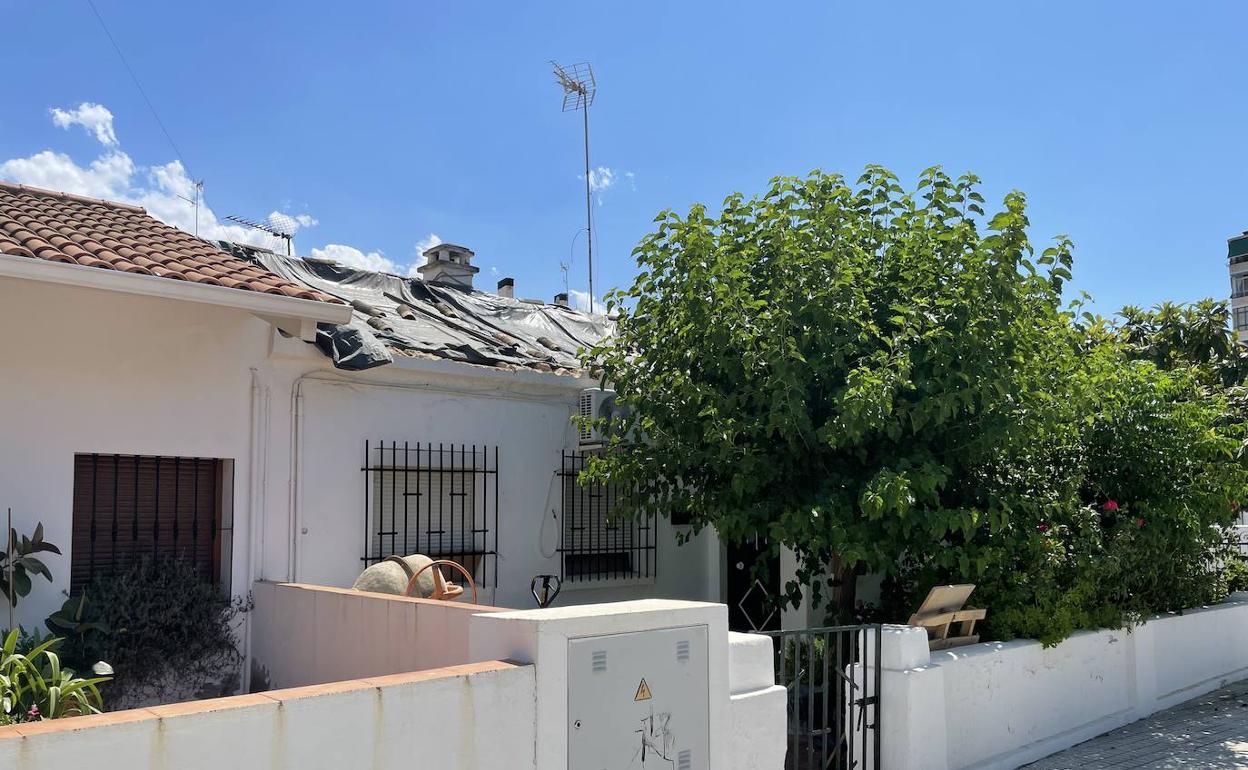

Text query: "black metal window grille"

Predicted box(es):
[557, 450, 656, 582]
[361, 441, 498, 587]
[70, 453, 232, 593]
[757, 625, 883, 770]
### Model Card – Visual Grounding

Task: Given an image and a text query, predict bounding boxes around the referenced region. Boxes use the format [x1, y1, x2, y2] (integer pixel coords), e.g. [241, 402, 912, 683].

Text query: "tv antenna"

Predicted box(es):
[551, 60, 597, 312]
[177, 179, 205, 237]
[226, 213, 296, 255]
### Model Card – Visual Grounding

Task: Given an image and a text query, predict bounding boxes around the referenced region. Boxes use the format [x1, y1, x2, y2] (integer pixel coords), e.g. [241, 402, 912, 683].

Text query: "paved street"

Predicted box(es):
[1025, 679, 1248, 769]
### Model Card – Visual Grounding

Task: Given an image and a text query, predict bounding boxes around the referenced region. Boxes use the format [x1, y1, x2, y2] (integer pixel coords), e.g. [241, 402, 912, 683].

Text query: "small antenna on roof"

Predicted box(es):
[176, 179, 204, 237]
[559, 260, 570, 296]
[226, 213, 295, 255]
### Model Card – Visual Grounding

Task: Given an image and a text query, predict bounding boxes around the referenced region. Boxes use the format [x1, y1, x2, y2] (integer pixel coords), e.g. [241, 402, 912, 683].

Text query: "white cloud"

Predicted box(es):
[270, 212, 318, 231]
[578, 166, 636, 205]
[308, 243, 400, 273]
[0, 149, 134, 199]
[0, 103, 366, 260]
[415, 233, 443, 254]
[407, 233, 445, 277]
[587, 166, 615, 193]
[50, 103, 118, 147]
[569, 289, 605, 314]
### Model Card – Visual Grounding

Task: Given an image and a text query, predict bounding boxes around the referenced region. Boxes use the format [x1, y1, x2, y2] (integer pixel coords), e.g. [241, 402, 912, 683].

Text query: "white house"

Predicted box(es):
[0, 180, 799, 645]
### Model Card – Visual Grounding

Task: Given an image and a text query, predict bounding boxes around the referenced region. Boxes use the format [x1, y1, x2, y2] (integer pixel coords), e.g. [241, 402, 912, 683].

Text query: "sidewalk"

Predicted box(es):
[1024, 679, 1248, 769]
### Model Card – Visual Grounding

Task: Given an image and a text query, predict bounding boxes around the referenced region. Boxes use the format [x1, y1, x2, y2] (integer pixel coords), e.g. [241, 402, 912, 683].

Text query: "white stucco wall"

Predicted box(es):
[257, 355, 721, 611]
[874, 596, 1248, 770]
[0, 660, 536, 770]
[0, 276, 271, 628]
[1, 274, 721, 635]
[249, 580, 505, 689]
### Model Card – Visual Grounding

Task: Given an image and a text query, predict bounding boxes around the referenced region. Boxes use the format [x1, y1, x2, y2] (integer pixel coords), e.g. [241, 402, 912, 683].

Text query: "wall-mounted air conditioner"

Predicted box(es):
[578, 388, 637, 448]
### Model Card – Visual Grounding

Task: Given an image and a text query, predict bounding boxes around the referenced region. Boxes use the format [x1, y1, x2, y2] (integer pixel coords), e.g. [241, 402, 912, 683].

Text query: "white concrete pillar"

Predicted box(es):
[863, 624, 949, 770]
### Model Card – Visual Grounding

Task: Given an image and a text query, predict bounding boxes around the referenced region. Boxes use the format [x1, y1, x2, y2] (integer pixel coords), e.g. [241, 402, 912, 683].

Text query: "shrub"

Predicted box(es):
[0, 523, 60, 612]
[883, 348, 1247, 645]
[0, 629, 108, 720]
[48, 556, 249, 707]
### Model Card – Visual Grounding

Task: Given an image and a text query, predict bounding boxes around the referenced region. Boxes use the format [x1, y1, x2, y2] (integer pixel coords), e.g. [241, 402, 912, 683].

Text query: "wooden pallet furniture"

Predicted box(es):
[909, 584, 987, 651]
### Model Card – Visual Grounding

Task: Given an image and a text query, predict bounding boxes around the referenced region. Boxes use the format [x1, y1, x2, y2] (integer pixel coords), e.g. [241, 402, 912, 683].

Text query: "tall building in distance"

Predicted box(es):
[1230, 231, 1248, 340]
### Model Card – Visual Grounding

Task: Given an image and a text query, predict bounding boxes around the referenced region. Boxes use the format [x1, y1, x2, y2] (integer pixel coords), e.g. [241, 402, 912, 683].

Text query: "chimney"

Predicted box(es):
[497, 277, 515, 299]
[416, 243, 480, 290]
[554, 292, 569, 308]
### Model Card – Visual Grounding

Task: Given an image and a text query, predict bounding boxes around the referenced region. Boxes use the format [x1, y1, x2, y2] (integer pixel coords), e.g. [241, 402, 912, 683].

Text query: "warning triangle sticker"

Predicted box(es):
[634, 678, 653, 701]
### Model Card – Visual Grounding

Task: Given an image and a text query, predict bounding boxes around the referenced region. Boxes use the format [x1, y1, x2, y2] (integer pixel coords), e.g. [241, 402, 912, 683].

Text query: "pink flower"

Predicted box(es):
[1037, 523, 1050, 533]
[1103, 500, 1119, 512]
[26, 704, 39, 720]
[1135, 517, 1145, 528]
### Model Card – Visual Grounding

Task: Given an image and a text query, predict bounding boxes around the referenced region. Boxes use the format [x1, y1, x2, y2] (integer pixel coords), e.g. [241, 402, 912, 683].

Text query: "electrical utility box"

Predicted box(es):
[568, 625, 710, 769]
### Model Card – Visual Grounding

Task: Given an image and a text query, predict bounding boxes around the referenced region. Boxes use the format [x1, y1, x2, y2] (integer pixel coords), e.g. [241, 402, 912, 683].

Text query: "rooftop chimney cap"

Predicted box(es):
[421, 242, 475, 258]
[497, 277, 515, 299]
[554, 292, 569, 308]
[416, 242, 479, 289]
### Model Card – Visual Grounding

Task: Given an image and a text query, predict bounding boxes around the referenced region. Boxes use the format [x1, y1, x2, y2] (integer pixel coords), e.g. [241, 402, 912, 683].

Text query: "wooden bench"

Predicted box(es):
[909, 584, 986, 651]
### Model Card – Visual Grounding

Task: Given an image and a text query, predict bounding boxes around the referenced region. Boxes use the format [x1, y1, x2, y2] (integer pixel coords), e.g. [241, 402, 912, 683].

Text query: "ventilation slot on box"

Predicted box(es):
[591, 650, 607, 673]
[678, 749, 692, 770]
[676, 640, 691, 662]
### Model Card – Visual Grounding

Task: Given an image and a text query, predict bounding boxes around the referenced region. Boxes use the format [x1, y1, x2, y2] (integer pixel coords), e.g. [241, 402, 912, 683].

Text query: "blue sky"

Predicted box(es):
[2, 1, 1246, 313]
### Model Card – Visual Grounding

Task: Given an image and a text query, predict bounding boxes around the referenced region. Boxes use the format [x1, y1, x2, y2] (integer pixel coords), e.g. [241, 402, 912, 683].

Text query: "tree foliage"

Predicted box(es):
[585, 166, 1248, 643]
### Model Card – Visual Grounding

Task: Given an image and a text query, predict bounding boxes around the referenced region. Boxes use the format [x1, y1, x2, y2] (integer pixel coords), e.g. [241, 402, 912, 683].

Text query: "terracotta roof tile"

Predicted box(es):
[0, 181, 342, 305]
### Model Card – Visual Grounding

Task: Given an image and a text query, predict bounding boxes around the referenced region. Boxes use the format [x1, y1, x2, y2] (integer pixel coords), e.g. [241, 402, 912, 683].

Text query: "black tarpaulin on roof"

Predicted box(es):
[218, 243, 614, 372]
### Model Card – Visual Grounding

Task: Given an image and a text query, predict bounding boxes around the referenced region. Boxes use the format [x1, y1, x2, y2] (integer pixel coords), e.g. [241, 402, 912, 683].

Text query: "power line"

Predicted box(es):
[84, 0, 193, 179]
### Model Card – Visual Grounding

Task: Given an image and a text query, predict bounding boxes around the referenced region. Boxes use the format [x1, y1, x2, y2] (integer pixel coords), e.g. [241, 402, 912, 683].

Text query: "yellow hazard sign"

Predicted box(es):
[634, 678, 653, 701]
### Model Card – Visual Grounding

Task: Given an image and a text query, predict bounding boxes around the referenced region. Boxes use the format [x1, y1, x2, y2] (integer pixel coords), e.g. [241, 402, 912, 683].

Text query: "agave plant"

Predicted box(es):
[0, 523, 61, 608]
[0, 629, 108, 721]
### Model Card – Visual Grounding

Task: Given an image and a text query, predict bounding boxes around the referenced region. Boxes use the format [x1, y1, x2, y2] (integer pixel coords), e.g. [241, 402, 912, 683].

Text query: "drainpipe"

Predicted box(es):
[243, 367, 269, 693]
[288, 379, 305, 582]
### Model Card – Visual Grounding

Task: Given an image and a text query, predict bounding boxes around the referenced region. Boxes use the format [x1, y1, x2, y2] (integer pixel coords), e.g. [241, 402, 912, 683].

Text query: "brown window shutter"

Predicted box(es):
[70, 454, 224, 593]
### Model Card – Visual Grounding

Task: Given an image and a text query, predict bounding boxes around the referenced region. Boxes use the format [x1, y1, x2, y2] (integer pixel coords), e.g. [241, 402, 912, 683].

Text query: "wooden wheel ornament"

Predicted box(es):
[404, 559, 478, 604]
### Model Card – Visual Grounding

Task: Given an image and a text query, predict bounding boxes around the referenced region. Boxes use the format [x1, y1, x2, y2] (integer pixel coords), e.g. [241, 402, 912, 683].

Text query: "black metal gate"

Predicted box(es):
[755, 625, 883, 770]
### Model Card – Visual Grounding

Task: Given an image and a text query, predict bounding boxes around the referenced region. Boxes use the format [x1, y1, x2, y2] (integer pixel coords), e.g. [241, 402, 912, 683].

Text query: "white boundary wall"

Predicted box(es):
[877, 595, 1248, 770]
[0, 661, 536, 770]
[0, 597, 785, 769]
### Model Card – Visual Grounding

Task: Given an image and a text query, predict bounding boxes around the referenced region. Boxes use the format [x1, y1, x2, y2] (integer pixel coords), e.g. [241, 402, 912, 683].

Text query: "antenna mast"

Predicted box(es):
[552, 60, 597, 313]
[177, 179, 204, 237]
[226, 214, 296, 256]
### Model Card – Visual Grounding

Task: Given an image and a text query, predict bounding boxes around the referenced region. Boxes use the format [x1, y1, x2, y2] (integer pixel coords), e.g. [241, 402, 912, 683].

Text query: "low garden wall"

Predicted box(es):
[0, 660, 534, 769]
[2, 588, 786, 768]
[249, 580, 506, 689]
[878, 594, 1248, 770]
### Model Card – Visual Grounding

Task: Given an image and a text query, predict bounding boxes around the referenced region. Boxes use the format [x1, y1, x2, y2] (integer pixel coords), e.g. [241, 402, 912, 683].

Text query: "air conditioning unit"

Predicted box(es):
[578, 388, 637, 448]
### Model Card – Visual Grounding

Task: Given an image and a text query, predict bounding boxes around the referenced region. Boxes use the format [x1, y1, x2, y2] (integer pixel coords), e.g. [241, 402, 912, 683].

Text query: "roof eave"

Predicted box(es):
[0, 251, 352, 339]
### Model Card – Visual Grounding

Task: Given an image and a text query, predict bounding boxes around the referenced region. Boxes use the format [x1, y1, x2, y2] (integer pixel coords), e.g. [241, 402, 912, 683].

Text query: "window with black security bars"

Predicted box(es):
[361, 441, 498, 587]
[71, 453, 233, 593]
[557, 450, 656, 582]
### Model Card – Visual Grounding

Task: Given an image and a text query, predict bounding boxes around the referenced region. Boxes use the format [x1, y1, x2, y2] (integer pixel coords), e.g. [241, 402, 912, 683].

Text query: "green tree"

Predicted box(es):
[584, 166, 1079, 619]
[585, 167, 1248, 642]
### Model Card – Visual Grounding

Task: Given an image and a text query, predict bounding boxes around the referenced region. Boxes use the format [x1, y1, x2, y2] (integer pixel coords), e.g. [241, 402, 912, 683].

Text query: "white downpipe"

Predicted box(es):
[242, 367, 266, 692]
[289, 380, 304, 582]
